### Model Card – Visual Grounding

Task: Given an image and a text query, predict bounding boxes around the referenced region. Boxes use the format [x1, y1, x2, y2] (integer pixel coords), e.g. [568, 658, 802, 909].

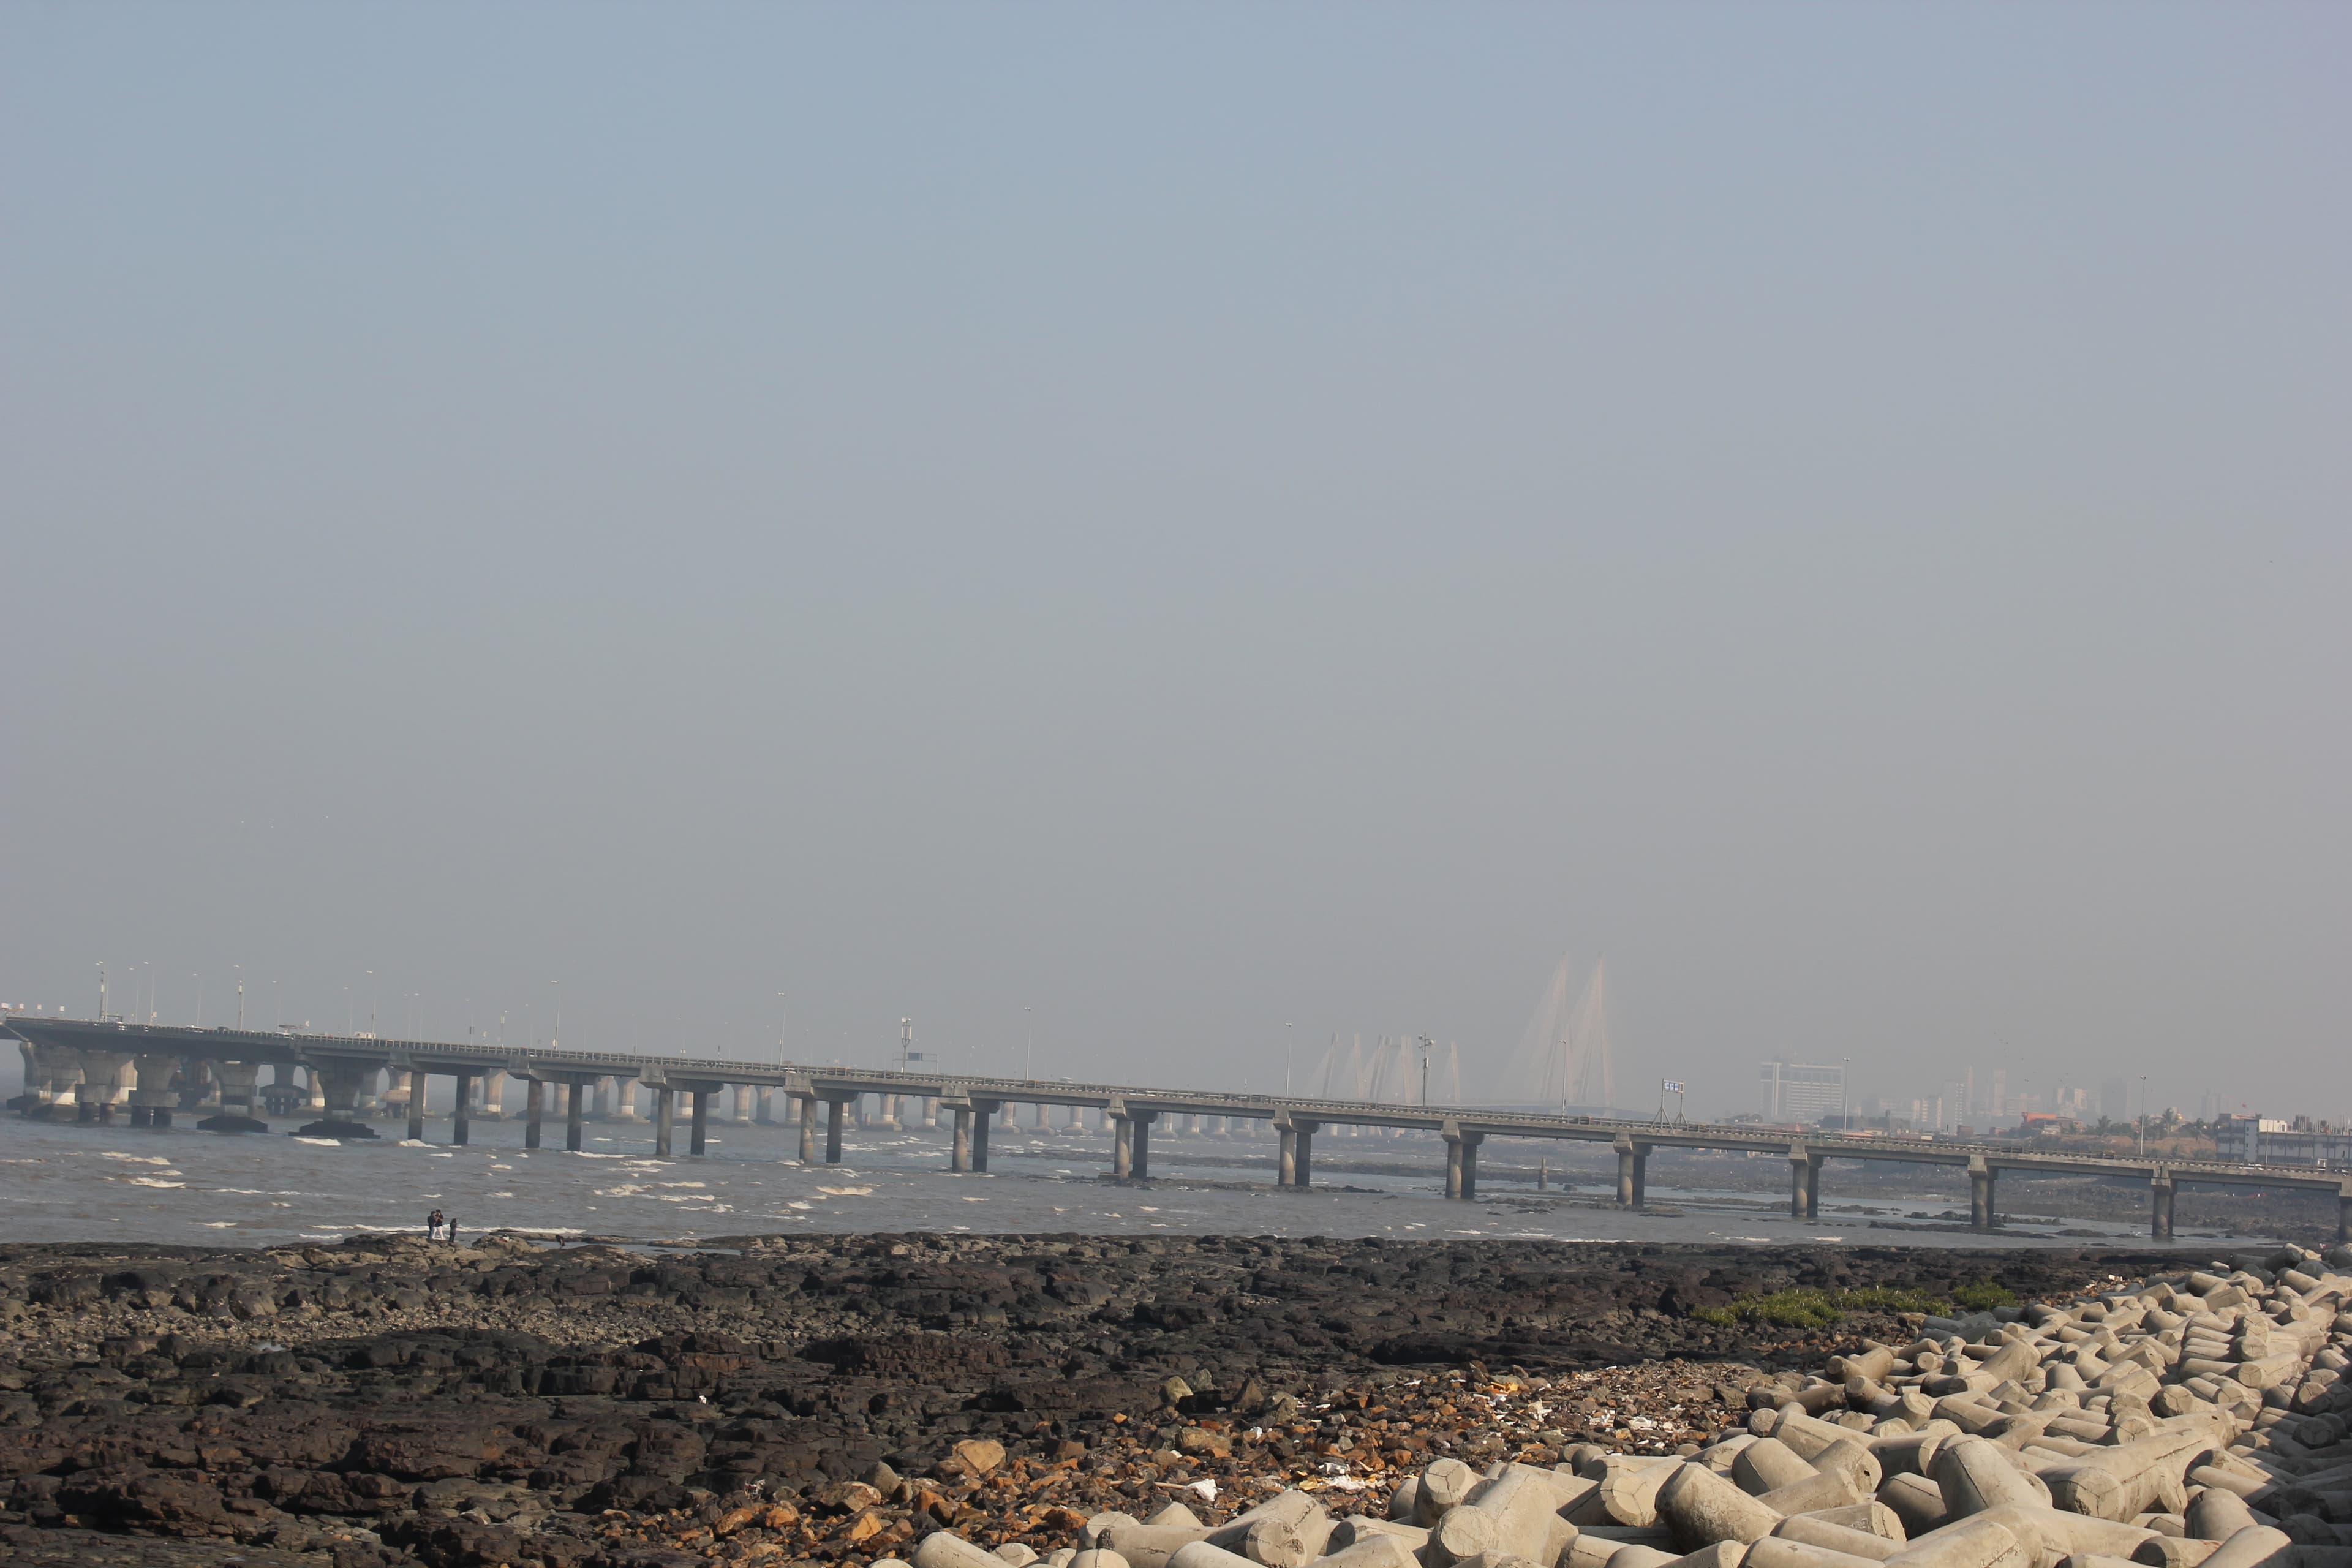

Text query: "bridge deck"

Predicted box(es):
[10, 1017, 2344, 1196]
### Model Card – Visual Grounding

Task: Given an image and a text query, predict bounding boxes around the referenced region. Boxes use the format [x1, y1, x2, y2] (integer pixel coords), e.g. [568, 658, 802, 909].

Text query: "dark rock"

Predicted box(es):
[293, 1120, 380, 1139]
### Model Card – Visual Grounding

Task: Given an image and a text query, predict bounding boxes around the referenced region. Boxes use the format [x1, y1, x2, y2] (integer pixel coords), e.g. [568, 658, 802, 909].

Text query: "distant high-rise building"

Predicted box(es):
[1991, 1069, 2008, 1117]
[2100, 1077, 2129, 1122]
[1759, 1061, 1845, 1125]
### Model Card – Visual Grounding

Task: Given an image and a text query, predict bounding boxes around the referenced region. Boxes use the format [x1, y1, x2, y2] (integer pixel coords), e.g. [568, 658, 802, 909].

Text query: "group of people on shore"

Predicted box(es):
[423, 1208, 459, 1243]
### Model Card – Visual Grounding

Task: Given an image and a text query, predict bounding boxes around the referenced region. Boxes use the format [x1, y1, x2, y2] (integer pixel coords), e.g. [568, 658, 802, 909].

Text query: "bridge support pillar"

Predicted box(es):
[1789, 1145, 1820, 1219]
[653, 1087, 674, 1157]
[478, 1070, 503, 1120]
[2150, 1171, 2175, 1239]
[796, 1096, 818, 1163]
[1968, 1156, 1996, 1231]
[754, 1087, 775, 1125]
[1614, 1134, 1649, 1207]
[1289, 1118, 1311, 1188]
[1114, 1115, 1135, 1179]
[973, 1100, 997, 1172]
[209, 1061, 260, 1123]
[130, 1054, 182, 1129]
[524, 1078, 545, 1148]
[452, 1073, 472, 1146]
[690, 1090, 709, 1156]
[730, 1084, 752, 1125]
[824, 1096, 845, 1163]
[1131, 1111, 1155, 1178]
[309, 1061, 375, 1127]
[407, 1071, 426, 1141]
[952, 1107, 973, 1172]
[565, 1082, 584, 1150]
[1277, 1125, 1296, 1186]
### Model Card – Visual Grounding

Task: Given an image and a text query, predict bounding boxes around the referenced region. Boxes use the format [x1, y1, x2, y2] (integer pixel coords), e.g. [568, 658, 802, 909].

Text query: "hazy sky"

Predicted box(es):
[4, 5, 2345, 1119]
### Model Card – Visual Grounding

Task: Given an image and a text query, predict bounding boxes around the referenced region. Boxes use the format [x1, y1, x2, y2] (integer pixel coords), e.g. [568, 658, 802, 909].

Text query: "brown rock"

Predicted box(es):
[818, 1480, 886, 1515]
[956, 1438, 1008, 1476]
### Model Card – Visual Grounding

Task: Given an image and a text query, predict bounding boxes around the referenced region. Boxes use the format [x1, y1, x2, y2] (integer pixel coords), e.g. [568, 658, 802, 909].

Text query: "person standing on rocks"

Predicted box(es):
[447, 1216, 459, 1245]
[426, 1208, 443, 1240]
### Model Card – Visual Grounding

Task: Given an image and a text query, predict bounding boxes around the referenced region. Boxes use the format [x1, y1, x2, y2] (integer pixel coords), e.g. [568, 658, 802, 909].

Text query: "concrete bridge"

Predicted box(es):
[10, 1016, 2348, 1240]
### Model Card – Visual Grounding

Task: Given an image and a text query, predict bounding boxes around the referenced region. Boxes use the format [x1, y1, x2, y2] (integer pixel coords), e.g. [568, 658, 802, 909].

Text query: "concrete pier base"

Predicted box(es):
[452, 1073, 472, 1146]
[1790, 1147, 1821, 1219]
[524, 1078, 545, 1148]
[407, 1070, 426, 1142]
[690, 1090, 710, 1155]
[952, 1106, 972, 1171]
[972, 1101, 993, 1172]
[1968, 1156, 1996, 1230]
[565, 1082, 585, 1151]
[824, 1097, 845, 1163]
[653, 1088, 674, 1156]
[797, 1095, 818, 1163]
[1615, 1134, 1649, 1207]
[2150, 1172, 2175, 1238]
[1114, 1115, 1134, 1178]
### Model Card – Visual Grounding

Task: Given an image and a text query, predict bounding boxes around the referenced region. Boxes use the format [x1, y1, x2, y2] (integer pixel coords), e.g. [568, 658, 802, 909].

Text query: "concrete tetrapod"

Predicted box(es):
[1934, 1437, 2056, 1517]
[1957, 1504, 2163, 1568]
[1417, 1458, 1483, 1526]
[1167, 1544, 1261, 1568]
[1102, 1526, 1218, 1568]
[920, 1530, 1021, 1568]
[1771, 1520, 1904, 1562]
[1604, 1546, 1681, 1568]
[1738, 1441, 1825, 1496]
[1656, 1461, 1787, 1549]
[2182, 1529, 2294, 1568]
[1299, 1541, 1417, 1568]
[1757, 1471, 1868, 1518]
[2035, 1423, 2222, 1521]
[1870, 1476, 1951, 1540]
[1804, 1507, 1906, 1544]
[1665, 1542, 1754, 1568]
[1745, 1536, 1891, 1568]
[1879, 1518, 2032, 1568]
[1599, 1457, 1689, 1530]
[1431, 1467, 1583, 1566]
[2183, 1490, 2261, 1545]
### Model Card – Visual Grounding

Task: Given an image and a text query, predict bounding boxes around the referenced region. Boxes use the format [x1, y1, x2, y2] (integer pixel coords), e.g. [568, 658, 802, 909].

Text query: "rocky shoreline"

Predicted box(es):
[0, 1234, 2187, 1568]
